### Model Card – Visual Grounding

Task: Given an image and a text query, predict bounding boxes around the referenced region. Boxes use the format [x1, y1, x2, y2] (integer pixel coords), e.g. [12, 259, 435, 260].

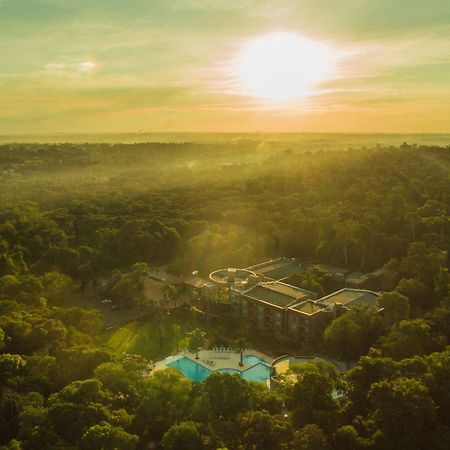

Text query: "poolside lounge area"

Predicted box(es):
[155, 348, 273, 372]
[154, 348, 274, 385]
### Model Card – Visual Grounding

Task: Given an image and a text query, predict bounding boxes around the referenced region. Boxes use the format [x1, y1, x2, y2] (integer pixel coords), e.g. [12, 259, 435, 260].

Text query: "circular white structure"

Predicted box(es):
[209, 267, 257, 288]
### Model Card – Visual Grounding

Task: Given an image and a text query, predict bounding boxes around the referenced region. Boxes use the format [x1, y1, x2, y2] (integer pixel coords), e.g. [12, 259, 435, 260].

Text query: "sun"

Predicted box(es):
[234, 32, 335, 101]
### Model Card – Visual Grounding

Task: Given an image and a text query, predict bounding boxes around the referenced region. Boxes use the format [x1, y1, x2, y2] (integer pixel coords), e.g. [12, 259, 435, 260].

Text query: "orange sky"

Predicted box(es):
[0, 0, 449, 133]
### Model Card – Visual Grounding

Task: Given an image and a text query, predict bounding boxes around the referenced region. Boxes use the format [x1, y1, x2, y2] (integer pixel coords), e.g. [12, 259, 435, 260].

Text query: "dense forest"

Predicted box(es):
[1, 140, 448, 276]
[0, 139, 449, 449]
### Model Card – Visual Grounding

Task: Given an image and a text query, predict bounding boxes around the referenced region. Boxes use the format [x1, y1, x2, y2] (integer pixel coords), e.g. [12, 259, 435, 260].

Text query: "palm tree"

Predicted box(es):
[235, 337, 247, 367]
[163, 284, 178, 309]
[187, 328, 206, 359]
[172, 324, 181, 353]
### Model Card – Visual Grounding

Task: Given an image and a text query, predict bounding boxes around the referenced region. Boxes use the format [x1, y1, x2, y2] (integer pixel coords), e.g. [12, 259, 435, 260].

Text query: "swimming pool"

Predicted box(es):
[167, 356, 211, 382]
[243, 355, 270, 366]
[166, 356, 271, 383]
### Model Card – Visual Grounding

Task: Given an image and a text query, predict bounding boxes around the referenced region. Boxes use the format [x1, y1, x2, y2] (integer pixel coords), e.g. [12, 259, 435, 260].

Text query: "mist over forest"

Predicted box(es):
[2, 0, 450, 446]
[0, 136, 449, 450]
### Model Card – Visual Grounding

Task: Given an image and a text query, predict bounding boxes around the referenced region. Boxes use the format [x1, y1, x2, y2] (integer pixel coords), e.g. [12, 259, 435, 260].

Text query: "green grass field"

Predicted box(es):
[102, 313, 195, 361]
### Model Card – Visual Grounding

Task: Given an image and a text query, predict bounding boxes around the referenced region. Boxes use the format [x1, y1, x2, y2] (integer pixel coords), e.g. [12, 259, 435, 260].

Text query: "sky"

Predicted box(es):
[1, 0, 449, 134]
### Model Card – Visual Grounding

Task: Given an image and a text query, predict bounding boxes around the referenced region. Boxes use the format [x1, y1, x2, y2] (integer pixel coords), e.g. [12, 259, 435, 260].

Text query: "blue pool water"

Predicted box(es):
[243, 355, 270, 366]
[167, 356, 211, 382]
[242, 364, 271, 383]
[166, 356, 271, 383]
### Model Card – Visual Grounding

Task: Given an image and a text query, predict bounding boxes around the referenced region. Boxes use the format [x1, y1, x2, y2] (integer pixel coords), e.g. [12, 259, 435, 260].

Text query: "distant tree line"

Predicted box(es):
[0, 142, 449, 449]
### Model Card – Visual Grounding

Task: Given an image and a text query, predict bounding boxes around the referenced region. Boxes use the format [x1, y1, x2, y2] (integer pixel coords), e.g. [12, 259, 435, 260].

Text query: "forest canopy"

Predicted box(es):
[0, 139, 449, 450]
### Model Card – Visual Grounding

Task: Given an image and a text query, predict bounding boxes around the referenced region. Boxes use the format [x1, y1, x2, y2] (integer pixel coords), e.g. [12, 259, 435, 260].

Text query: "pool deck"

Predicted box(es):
[154, 348, 273, 373]
[273, 354, 347, 374]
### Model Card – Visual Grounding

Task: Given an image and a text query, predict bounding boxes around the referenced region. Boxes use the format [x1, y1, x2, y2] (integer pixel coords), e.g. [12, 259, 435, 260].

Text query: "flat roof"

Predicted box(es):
[247, 258, 305, 280]
[319, 288, 380, 309]
[183, 276, 208, 289]
[242, 281, 313, 308]
[314, 264, 350, 275]
[289, 300, 325, 315]
[346, 271, 368, 284]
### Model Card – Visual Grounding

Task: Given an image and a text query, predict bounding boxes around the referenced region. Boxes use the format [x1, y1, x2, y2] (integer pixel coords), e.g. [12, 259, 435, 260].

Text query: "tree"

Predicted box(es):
[164, 284, 178, 309]
[334, 219, 360, 267]
[0, 354, 26, 384]
[249, 382, 283, 415]
[110, 276, 138, 308]
[161, 421, 201, 450]
[93, 362, 141, 407]
[172, 324, 181, 353]
[0, 389, 23, 444]
[42, 271, 73, 306]
[203, 373, 251, 419]
[429, 425, 450, 450]
[187, 328, 206, 359]
[0, 328, 4, 351]
[426, 305, 450, 344]
[52, 307, 102, 335]
[290, 424, 328, 450]
[324, 307, 383, 362]
[48, 246, 80, 278]
[425, 350, 450, 424]
[345, 355, 397, 416]
[81, 423, 138, 450]
[239, 410, 293, 450]
[46, 401, 111, 444]
[418, 200, 448, 241]
[368, 377, 436, 449]
[133, 369, 191, 441]
[284, 364, 338, 434]
[234, 337, 247, 367]
[324, 313, 360, 361]
[380, 319, 433, 360]
[334, 425, 361, 450]
[433, 268, 449, 303]
[382, 258, 401, 291]
[131, 262, 149, 276]
[378, 291, 410, 327]
[0, 254, 16, 276]
[400, 242, 443, 287]
[395, 278, 429, 312]
[0, 275, 20, 300]
[79, 262, 95, 291]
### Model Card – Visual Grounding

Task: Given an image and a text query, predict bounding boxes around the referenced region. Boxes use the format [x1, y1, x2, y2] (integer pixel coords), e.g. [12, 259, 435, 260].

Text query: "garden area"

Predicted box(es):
[102, 310, 197, 361]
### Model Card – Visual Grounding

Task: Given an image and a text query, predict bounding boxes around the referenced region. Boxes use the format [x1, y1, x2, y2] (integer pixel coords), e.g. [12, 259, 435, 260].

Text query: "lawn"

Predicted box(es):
[101, 308, 306, 362]
[102, 312, 195, 361]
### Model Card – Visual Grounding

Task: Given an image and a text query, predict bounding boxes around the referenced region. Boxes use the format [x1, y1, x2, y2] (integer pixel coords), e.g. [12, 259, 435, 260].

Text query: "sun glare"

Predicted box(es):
[234, 32, 335, 101]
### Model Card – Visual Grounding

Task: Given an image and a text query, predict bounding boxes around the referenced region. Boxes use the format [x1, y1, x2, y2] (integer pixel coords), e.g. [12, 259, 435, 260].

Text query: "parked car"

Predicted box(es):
[101, 299, 112, 304]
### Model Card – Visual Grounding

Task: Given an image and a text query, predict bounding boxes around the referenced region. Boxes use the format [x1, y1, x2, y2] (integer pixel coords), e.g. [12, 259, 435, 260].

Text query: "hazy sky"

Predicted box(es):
[1, 0, 449, 133]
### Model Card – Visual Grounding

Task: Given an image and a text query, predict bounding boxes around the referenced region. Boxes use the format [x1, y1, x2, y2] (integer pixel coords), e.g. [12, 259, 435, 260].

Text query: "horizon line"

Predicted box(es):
[1, 131, 450, 137]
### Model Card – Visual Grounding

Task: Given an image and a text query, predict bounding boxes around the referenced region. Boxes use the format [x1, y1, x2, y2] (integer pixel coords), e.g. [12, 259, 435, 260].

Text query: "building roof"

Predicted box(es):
[346, 271, 368, 285]
[314, 264, 350, 275]
[246, 258, 306, 280]
[289, 300, 325, 315]
[183, 276, 208, 289]
[242, 281, 314, 309]
[209, 267, 257, 287]
[318, 288, 380, 309]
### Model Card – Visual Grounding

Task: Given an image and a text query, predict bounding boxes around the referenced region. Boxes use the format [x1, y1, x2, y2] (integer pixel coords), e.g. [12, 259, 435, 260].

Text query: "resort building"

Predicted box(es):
[245, 257, 383, 291]
[238, 281, 318, 334]
[318, 288, 382, 312]
[345, 269, 384, 290]
[235, 281, 381, 342]
[203, 259, 382, 342]
[286, 300, 331, 342]
[246, 258, 307, 282]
